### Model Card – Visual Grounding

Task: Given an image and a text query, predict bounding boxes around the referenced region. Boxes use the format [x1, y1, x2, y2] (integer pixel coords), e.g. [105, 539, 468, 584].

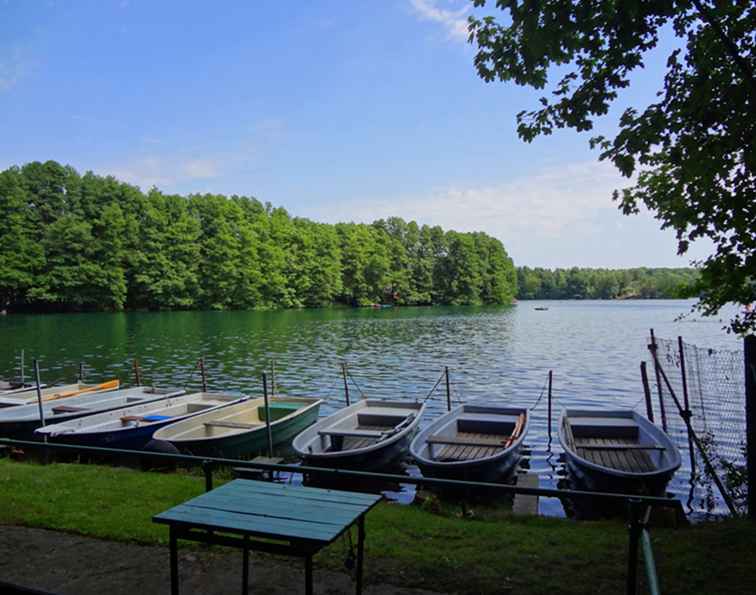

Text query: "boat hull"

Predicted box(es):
[299, 430, 414, 471]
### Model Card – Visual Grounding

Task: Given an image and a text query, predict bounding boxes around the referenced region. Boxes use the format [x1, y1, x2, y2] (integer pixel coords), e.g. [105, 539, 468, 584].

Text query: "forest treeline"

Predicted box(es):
[0, 161, 517, 311]
[516, 266, 698, 300]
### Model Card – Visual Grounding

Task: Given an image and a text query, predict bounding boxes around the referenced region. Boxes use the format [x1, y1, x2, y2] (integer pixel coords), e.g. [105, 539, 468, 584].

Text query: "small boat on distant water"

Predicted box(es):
[534, 307, 549, 311]
[0, 385, 185, 439]
[153, 395, 322, 458]
[559, 409, 681, 496]
[35, 392, 244, 449]
[410, 404, 528, 482]
[0, 380, 120, 408]
[293, 399, 425, 470]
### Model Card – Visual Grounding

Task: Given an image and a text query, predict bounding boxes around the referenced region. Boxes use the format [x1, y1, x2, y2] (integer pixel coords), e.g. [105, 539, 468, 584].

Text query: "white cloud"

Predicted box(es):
[107, 156, 221, 190]
[304, 160, 712, 268]
[408, 0, 470, 42]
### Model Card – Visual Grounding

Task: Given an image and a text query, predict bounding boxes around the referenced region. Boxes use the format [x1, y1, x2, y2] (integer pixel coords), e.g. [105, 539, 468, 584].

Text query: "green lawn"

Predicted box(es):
[1, 459, 753, 594]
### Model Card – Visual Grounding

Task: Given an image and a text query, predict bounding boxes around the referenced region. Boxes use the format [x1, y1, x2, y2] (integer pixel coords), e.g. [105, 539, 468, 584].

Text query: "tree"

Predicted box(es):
[469, 0, 755, 333]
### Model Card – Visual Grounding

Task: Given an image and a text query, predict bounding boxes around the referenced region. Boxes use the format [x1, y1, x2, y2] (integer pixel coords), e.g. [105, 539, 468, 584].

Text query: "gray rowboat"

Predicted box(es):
[410, 404, 529, 482]
[292, 399, 425, 470]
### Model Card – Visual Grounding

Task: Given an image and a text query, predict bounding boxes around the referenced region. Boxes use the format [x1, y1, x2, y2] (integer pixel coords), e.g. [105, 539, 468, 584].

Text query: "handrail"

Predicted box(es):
[0, 437, 678, 507]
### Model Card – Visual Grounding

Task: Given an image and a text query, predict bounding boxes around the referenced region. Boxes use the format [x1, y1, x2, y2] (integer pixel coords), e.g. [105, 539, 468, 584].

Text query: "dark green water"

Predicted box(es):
[0, 300, 740, 515]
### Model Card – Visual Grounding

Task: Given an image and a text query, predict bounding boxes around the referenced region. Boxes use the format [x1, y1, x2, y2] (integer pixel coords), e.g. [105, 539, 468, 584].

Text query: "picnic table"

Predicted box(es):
[153, 479, 382, 595]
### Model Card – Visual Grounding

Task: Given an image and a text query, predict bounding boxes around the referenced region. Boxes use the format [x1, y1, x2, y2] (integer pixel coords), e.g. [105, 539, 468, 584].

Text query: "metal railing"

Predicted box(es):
[0, 437, 667, 594]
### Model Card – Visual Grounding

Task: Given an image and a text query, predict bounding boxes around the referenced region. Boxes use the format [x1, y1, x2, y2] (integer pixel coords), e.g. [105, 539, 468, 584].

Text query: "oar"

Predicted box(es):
[46, 379, 120, 402]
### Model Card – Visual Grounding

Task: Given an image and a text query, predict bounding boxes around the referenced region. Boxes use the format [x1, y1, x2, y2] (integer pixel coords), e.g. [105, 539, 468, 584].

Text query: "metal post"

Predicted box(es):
[242, 535, 250, 595]
[745, 335, 756, 520]
[678, 336, 696, 477]
[169, 526, 179, 595]
[305, 555, 313, 595]
[202, 460, 214, 492]
[342, 363, 351, 406]
[20, 349, 24, 387]
[625, 499, 642, 595]
[445, 366, 451, 412]
[547, 370, 553, 440]
[356, 515, 365, 595]
[262, 373, 273, 458]
[78, 362, 85, 383]
[199, 357, 208, 392]
[133, 359, 142, 387]
[648, 329, 668, 431]
[34, 360, 45, 429]
[640, 362, 654, 423]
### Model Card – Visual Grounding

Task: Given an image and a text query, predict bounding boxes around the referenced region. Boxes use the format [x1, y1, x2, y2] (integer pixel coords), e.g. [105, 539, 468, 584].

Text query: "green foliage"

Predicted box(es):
[0, 161, 517, 312]
[469, 0, 755, 333]
[516, 266, 699, 300]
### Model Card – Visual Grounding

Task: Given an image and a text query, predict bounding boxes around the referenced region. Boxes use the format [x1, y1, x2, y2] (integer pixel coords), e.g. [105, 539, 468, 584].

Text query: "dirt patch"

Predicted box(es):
[0, 525, 442, 595]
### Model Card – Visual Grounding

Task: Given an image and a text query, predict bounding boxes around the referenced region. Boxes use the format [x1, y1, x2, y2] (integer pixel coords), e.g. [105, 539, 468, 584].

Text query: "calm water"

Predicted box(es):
[0, 300, 741, 516]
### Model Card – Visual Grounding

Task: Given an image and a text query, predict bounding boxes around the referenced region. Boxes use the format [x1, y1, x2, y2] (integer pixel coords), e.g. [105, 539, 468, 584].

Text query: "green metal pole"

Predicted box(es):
[262, 373, 273, 458]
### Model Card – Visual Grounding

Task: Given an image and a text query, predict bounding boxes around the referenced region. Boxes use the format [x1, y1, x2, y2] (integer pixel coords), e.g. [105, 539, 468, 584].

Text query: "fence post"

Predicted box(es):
[745, 335, 756, 520]
[649, 329, 668, 432]
[640, 362, 654, 422]
[547, 370, 553, 440]
[678, 337, 697, 478]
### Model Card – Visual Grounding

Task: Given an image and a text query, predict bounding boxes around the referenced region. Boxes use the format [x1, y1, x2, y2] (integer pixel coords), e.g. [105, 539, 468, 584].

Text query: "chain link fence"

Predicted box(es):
[645, 333, 746, 514]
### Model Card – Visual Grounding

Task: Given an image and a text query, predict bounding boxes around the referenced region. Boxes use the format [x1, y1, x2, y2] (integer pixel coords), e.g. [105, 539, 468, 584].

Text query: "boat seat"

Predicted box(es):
[204, 420, 259, 430]
[427, 435, 507, 448]
[570, 417, 639, 439]
[456, 414, 516, 435]
[318, 428, 383, 439]
[258, 403, 301, 422]
[356, 412, 408, 427]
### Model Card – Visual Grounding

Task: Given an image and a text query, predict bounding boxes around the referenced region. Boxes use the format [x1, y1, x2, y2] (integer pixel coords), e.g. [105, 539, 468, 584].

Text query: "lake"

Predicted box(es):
[0, 300, 743, 516]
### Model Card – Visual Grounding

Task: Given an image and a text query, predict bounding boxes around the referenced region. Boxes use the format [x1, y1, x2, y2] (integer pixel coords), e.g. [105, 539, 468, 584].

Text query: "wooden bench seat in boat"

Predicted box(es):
[574, 437, 657, 472]
[318, 428, 384, 439]
[51, 405, 89, 414]
[456, 414, 517, 435]
[258, 402, 302, 422]
[356, 412, 408, 427]
[203, 420, 260, 430]
[427, 435, 508, 448]
[570, 417, 639, 439]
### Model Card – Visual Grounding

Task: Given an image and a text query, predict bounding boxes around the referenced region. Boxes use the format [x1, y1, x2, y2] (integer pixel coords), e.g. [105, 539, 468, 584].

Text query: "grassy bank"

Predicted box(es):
[1, 459, 753, 594]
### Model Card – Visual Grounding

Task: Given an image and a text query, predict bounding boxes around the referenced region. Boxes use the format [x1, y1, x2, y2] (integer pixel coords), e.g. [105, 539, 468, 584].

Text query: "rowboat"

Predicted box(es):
[0, 386, 185, 440]
[292, 400, 425, 470]
[0, 380, 43, 397]
[35, 392, 244, 450]
[0, 380, 120, 408]
[559, 409, 681, 496]
[410, 404, 529, 481]
[153, 396, 323, 458]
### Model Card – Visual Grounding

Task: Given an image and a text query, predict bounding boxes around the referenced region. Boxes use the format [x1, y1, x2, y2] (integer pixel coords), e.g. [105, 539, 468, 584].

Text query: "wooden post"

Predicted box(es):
[341, 362, 351, 406]
[20, 349, 24, 387]
[262, 372, 274, 458]
[648, 329, 668, 432]
[745, 335, 756, 520]
[34, 359, 45, 430]
[271, 359, 276, 398]
[678, 336, 696, 477]
[640, 362, 654, 423]
[199, 357, 208, 392]
[78, 362, 85, 383]
[133, 359, 142, 386]
[547, 370, 553, 440]
[445, 366, 451, 412]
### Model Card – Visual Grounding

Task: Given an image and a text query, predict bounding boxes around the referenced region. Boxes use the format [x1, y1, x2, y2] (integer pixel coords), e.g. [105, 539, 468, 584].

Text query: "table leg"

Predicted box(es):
[170, 526, 179, 595]
[356, 516, 365, 595]
[242, 536, 249, 595]
[305, 555, 313, 595]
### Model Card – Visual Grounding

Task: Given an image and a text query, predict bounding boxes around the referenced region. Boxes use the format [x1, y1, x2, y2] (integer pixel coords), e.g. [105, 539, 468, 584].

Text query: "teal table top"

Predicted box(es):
[153, 479, 382, 545]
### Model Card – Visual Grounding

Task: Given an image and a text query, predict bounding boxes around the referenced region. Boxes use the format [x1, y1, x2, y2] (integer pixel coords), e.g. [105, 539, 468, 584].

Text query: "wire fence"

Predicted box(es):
[646, 333, 746, 514]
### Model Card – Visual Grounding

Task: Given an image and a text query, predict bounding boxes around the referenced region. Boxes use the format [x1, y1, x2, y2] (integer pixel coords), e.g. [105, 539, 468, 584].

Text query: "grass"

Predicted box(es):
[1, 458, 754, 594]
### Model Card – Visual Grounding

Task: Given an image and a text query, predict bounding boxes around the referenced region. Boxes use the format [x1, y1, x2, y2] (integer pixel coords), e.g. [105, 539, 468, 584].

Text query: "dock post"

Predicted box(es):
[78, 362, 85, 382]
[342, 362, 351, 406]
[20, 349, 24, 387]
[34, 359, 45, 429]
[133, 359, 142, 387]
[199, 357, 208, 392]
[547, 370, 553, 440]
[745, 335, 756, 520]
[648, 329, 668, 432]
[263, 373, 274, 458]
[445, 366, 451, 412]
[678, 337, 696, 477]
[640, 362, 654, 422]
[271, 359, 276, 398]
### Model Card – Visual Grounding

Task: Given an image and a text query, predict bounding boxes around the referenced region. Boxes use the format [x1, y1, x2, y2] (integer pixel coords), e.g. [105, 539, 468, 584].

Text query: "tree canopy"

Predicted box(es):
[469, 0, 755, 333]
[0, 161, 517, 312]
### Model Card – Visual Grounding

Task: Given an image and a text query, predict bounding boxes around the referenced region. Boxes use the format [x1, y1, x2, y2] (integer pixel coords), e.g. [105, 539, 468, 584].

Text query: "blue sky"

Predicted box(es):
[0, 0, 709, 268]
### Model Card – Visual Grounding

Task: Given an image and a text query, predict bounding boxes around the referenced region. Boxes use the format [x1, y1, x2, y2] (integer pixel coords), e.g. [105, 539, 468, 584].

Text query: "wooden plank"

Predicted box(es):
[318, 429, 383, 438]
[512, 474, 539, 516]
[427, 436, 506, 448]
[225, 480, 381, 506]
[204, 420, 258, 429]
